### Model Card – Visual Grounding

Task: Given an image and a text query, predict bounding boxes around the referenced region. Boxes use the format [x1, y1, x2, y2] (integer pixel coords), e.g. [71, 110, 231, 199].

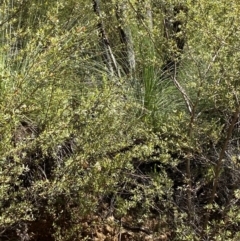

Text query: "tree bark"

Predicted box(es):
[116, 1, 136, 77]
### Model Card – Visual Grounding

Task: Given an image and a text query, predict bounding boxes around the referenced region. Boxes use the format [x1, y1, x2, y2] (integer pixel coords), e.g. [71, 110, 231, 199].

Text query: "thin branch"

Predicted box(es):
[172, 63, 194, 221]
[172, 63, 193, 114]
[202, 104, 240, 234]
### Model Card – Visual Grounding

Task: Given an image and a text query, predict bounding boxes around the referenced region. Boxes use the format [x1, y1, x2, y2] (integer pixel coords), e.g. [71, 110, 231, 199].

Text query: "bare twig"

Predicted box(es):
[172, 63, 193, 114]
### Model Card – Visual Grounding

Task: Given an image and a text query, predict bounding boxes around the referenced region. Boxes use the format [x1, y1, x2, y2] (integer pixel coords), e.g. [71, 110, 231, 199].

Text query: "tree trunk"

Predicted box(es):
[116, 1, 136, 77]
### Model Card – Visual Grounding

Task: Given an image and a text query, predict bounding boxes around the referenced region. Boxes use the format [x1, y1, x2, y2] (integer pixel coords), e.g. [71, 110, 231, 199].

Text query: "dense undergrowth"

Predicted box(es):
[1, 1, 240, 240]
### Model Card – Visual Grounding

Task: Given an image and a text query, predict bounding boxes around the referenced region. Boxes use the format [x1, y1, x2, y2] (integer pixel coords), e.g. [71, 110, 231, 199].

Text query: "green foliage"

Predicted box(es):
[1, 0, 240, 240]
